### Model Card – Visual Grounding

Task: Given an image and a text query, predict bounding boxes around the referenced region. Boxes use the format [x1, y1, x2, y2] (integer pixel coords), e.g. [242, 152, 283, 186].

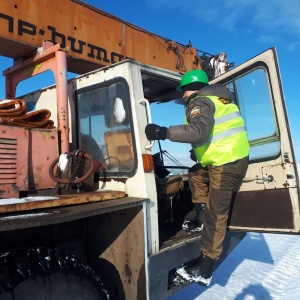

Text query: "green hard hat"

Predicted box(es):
[177, 70, 209, 91]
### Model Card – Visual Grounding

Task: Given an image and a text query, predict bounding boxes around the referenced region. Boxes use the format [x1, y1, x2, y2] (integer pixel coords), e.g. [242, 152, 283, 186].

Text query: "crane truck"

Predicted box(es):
[0, 0, 299, 299]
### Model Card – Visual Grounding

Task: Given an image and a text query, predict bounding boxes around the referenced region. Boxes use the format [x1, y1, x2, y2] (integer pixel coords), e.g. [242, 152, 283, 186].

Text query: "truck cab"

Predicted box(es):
[0, 47, 299, 300]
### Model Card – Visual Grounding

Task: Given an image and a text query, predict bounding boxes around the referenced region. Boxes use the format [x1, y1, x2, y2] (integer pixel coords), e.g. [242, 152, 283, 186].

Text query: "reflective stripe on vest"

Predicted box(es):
[192, 125, 246, 148]
[188, 95, 249, 166]
[215, 111, 241, 125]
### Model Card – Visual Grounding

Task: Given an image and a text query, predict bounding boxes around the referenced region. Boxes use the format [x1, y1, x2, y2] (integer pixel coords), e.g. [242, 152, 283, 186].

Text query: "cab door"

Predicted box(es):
[211, 47, 300, 233]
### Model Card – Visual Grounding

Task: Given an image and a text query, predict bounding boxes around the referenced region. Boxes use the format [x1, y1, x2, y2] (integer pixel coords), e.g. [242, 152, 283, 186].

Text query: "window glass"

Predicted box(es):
[151, 100, 193, 175]
[228, 68, 280, 161]
[77, 80, 135, 175]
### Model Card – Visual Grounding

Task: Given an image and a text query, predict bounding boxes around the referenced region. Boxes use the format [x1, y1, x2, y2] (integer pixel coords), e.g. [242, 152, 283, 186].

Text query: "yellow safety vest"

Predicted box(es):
[188, 95, 249, 167]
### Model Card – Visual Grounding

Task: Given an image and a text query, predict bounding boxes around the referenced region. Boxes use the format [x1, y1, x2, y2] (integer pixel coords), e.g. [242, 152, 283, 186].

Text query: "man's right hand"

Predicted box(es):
[145, 123, 167, 140]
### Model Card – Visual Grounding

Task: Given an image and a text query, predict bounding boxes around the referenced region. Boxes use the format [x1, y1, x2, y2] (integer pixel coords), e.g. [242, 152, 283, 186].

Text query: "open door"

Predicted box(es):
[211, 47, 300, 233]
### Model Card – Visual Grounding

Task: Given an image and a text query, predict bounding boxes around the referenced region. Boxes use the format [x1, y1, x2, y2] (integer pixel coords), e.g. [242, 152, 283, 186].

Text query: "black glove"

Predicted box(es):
[145, 124, 168, 140]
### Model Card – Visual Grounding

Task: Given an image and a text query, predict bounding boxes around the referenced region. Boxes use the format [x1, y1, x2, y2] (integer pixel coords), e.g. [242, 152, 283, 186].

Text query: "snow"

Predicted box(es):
[113, 97, 126, 123]
[169, 232, 300, 300]
[58, 153, 69, 172]
[0, 212, 53, 220]
[0, 196, 59, 205]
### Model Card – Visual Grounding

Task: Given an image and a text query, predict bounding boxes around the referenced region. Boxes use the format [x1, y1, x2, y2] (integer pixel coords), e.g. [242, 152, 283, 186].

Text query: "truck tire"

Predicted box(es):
[0, 248, 108, 300]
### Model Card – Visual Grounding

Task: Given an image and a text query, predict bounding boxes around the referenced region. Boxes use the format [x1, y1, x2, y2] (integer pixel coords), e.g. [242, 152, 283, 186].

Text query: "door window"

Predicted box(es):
[227, 68, 280, 161]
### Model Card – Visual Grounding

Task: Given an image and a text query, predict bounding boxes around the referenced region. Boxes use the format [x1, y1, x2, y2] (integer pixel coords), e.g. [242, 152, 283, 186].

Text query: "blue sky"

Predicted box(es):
[0, 0, 299, 167]
[91, 0, 300, 166]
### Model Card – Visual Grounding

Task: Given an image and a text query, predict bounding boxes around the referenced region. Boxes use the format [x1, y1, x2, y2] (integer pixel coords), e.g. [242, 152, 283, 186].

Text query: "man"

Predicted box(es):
[145, 69, 249, 286]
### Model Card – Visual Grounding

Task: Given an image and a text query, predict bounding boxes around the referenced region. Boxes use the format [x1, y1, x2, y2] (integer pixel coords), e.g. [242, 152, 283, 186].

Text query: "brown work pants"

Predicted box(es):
[189, 156, 249, 260]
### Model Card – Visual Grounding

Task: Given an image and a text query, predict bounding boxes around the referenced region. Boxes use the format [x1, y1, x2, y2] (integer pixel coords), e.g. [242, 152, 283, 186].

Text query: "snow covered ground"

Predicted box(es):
[169, 232, 300, 300]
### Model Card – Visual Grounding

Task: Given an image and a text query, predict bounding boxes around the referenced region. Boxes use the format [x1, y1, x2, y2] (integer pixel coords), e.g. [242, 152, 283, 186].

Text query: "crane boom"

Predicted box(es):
[0, 0, 203, 74]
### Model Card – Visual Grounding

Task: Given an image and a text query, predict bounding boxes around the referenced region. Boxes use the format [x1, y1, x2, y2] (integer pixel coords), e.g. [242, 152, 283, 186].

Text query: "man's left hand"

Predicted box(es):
[145, 124, 167, 140]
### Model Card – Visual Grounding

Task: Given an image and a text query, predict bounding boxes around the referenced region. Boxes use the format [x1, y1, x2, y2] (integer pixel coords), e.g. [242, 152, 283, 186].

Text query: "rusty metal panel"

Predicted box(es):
[0, 125, 58, 198]
[86, 205, 147, 300]
[29, 128, 58, 190]
[262, 164, 297, 189]
[0, 125, 29, 198]
[0, 0, 199, 73]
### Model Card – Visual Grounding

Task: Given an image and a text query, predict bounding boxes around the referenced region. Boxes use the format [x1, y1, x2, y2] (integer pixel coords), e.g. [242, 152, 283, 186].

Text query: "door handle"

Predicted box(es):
[243, 175, 274, 183]
[139, 98, 154, 149]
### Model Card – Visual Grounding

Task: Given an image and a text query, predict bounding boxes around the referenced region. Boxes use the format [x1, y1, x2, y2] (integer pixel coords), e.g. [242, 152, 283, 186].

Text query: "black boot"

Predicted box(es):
[182, 203, 205, 233]
[176, 253, 216, 286]
[196, 203, 205, 224]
